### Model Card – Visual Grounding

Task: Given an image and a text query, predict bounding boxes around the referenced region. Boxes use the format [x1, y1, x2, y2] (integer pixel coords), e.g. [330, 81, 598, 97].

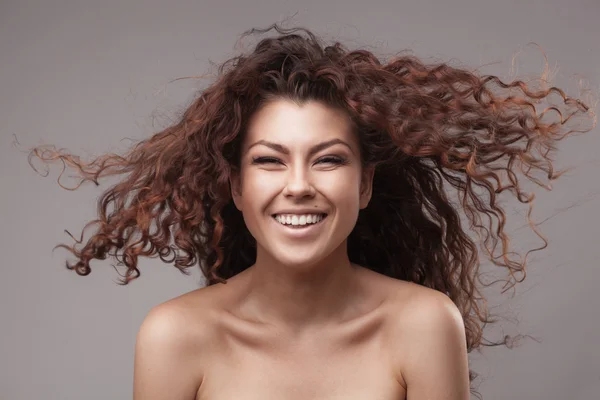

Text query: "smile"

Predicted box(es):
[271, 213, 328, 236]
[273, 213, 327, 227]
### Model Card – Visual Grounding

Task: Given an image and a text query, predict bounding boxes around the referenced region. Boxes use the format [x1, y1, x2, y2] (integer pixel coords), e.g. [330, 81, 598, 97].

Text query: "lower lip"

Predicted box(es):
[271, 215, 328, 238]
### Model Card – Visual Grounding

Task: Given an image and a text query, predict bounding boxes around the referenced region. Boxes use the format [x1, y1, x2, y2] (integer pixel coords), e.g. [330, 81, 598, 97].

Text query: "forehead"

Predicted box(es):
[244, 99, 356, 148]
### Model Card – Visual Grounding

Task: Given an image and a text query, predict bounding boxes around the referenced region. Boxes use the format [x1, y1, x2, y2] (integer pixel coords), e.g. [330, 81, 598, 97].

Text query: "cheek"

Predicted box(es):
[243, 172, 276, 192]
[239, 172, 280, 210]
[323, 171, 362, 203]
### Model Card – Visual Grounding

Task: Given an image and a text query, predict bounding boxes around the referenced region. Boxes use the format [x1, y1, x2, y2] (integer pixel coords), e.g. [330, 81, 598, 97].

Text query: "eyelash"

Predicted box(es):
[251, 156, 348, 166]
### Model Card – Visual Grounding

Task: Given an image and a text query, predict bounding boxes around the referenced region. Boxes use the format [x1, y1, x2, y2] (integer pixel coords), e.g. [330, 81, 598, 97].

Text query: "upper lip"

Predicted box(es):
[272, 209, 328, 216]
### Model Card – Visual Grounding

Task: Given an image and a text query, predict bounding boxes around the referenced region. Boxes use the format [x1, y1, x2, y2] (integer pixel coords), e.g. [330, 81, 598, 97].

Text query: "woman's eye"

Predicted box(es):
[317, 156, 347, 165]
[251, 156, 347, 166]
[252, 156, 282, 165]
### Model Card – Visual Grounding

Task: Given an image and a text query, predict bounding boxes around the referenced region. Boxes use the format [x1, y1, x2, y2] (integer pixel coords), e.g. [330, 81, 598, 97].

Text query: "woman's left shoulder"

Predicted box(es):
[358, 266, 459, 320]
[357, 266, 464, 342]
[385, 277, 462, 328]
[374, 274, 468, 394]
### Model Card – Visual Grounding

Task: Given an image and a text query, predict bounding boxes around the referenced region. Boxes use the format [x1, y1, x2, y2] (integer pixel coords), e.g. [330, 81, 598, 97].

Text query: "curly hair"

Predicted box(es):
[29, 24, 595, 395]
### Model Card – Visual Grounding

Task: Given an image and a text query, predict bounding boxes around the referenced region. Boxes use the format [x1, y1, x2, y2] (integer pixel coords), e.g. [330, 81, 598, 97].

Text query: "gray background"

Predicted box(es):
[1, 0, 599, 399]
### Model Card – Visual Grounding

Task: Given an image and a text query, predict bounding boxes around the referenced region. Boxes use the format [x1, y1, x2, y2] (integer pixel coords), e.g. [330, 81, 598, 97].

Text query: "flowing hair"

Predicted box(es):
[28, 25, 596, 396]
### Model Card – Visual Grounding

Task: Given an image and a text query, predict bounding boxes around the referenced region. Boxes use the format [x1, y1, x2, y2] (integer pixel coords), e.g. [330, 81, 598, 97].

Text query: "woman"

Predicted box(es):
[30, 25, 595, 399]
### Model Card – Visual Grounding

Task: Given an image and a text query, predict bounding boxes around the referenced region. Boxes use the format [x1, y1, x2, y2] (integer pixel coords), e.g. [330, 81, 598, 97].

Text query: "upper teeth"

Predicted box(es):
[274, 214, 324, 226]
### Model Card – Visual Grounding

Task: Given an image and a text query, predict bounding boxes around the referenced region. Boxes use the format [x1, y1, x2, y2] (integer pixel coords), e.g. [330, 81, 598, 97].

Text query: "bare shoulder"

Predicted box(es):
[137, 285, 220, 345]
[379, 277, 470, 399]
[358, 267, 462, 325]
[390, 282, 466, 360]
[359, 266, 461, 322]
[133, 285, 225, 400]
[391, 280, 463, 328]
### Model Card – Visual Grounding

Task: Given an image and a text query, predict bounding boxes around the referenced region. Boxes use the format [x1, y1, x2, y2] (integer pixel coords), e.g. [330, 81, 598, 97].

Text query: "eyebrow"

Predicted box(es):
[245, 138, 355, 157]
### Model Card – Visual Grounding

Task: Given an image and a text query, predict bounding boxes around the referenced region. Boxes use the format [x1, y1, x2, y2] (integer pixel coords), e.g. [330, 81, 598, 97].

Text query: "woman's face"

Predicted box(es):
[231, 99, 374, 270]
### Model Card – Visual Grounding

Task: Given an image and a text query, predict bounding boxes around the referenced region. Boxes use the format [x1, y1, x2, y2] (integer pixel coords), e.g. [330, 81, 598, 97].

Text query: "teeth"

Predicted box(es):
[275, 214, 325, 226]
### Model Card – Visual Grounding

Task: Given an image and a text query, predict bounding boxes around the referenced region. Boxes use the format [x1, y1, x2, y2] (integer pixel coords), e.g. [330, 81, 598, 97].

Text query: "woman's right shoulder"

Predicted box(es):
[139, 283, 226, 342]
[133, 285, 225, 399]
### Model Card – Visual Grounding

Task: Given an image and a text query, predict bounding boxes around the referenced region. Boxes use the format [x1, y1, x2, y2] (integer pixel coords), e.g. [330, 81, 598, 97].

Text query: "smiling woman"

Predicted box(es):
[230, 100, 370, 270]
[28, 24, 595, 400]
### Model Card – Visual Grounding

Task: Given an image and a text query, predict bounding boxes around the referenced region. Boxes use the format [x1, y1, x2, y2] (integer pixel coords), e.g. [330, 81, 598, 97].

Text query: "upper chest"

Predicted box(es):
[197, 350, 406, 400]
[195, 308, 407, 400]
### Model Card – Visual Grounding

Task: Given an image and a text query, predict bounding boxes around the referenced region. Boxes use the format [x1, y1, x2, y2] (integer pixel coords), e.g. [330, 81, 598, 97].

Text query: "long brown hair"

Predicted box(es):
[29, 25, 596, 395]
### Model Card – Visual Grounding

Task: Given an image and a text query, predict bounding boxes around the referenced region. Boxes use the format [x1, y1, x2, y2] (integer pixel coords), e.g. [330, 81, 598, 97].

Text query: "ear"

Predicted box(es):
[229, 167, 243, 211]
[359, 164, 375, 210]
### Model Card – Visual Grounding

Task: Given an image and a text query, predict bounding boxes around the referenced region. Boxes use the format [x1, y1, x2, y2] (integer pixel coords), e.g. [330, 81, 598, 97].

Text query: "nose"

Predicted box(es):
[283, 166, 316, 198]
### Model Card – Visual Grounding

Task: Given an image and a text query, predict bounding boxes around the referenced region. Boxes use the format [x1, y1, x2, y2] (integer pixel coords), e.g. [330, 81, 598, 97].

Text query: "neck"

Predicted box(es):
[241, 241, 360, 332]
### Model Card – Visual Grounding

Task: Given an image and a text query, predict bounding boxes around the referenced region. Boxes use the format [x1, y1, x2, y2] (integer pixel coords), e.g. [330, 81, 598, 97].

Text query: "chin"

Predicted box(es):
[264, 240, 346, 272]
[252, 228, 350, 271]
[272, 251, 326, 270]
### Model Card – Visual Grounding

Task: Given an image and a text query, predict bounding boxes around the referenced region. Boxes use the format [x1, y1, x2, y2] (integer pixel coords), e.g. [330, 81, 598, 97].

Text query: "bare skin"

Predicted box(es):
[134, 265, 468, 400]
[133, 99, 470, 399]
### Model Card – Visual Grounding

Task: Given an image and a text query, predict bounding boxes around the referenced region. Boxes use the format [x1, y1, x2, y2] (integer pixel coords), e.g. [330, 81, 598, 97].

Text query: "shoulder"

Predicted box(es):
[135, 283, 230, 350]
[393, 283, 464, 332]
[136, 285, 222, 346]
[384, 282, 470, 399]
[136, 290, 212, 350]
[361, 267, 462, 326]
[133, 286, 223, 399]
[381, 279, 465, 347]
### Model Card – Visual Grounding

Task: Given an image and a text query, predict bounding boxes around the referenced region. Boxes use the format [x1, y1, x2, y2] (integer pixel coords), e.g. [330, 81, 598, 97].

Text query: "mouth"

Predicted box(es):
[271, 213, 328, 230]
